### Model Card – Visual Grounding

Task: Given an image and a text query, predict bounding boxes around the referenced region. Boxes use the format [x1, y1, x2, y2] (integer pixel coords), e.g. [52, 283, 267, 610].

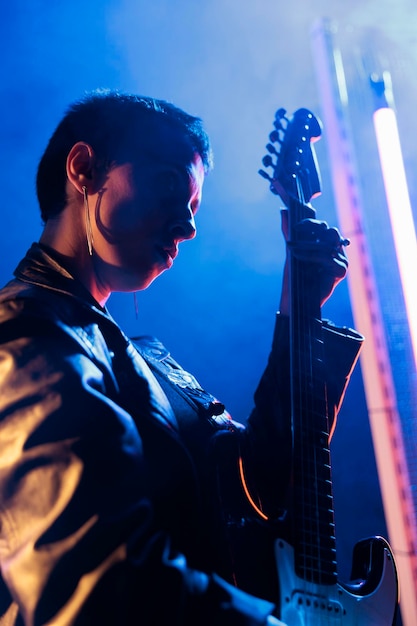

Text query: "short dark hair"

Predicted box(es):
[36, 89, 213, 222]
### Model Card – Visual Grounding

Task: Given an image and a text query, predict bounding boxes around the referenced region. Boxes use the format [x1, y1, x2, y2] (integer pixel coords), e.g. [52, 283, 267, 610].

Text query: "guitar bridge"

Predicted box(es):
[282, 590, 344, 619]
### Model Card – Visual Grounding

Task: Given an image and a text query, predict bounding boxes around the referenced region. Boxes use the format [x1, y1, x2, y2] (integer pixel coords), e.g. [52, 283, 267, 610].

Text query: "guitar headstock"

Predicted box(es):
[259, 108, 322, 207]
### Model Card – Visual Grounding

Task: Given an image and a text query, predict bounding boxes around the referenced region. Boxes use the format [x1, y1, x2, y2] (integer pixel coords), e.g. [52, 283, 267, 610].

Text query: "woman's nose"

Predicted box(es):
[170, 211, 196, 241]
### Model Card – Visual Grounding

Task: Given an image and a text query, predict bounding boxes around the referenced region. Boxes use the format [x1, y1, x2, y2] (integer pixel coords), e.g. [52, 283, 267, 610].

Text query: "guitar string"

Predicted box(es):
[290, 189, 309, 602]
[292, 183, 331, 597]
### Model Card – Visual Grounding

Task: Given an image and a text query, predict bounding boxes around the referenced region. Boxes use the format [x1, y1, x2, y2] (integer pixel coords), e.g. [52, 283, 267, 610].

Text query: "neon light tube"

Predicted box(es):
[373, 104, 417, 371]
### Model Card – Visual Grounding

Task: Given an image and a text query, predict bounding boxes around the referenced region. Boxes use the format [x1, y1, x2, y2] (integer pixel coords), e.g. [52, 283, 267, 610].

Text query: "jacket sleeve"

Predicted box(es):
[0, 314, 276, 626]
[239, 313, 364, 519]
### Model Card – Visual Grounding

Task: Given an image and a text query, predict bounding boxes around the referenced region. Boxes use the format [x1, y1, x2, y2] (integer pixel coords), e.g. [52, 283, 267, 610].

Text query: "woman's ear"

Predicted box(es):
[66, 142, 97, 194]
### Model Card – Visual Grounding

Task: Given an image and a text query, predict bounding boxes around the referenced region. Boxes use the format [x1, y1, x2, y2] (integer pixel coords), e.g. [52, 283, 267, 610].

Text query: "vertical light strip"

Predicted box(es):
[311, 20, 417, 625]
[373, 103, 417, 371]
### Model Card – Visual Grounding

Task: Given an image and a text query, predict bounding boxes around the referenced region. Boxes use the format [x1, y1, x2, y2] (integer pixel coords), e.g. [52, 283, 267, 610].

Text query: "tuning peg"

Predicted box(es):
[274, 109, 287, 127]
[266, 143, 279, 156]
[262, 154, 273, 168]
[258, 169, 272, 181]
[258, 169, 280, 195]
[273, 119, 284, 132]
[269, 129, 280, 143]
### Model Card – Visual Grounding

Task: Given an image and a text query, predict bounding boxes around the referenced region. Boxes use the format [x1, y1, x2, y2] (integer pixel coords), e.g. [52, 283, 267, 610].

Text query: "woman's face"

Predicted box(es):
[89, 129, 205, 296]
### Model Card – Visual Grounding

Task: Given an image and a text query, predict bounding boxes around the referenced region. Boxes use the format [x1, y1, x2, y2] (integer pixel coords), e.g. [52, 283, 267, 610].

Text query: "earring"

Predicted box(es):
[133, 292, 139, 319]
[82, 186, 93, 256]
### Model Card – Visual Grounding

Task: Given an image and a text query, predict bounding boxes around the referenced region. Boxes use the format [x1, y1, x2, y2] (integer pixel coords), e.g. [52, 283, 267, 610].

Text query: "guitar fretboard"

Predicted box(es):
[290, 259, 338, 586]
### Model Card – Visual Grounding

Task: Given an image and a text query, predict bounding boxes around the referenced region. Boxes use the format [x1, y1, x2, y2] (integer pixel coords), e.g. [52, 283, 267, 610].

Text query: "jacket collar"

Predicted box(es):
[11, 243, 180, 433]
[13, 242, 105, 312]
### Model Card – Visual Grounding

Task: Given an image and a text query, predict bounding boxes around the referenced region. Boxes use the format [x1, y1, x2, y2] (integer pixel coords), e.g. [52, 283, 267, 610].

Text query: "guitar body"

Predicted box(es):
[259, 108, 399, 625]
[276, 537, 398, 625]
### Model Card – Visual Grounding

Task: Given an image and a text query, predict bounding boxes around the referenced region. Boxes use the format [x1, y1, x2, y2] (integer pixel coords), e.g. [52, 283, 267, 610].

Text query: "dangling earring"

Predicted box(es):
[82, 185, 93, 256]
[133, 292, 139, 319]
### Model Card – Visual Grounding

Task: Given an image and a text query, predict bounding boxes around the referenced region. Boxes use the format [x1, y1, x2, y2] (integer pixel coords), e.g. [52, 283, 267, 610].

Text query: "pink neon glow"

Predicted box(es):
[373, 107, 417, 371]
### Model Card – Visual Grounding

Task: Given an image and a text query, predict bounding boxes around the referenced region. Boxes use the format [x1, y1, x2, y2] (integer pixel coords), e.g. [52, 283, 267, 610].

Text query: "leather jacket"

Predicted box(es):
[0, 244, 363, 625]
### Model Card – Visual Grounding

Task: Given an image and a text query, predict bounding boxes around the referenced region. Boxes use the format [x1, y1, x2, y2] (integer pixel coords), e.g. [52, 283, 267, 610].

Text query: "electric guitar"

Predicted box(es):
[259, 108, 399, 625]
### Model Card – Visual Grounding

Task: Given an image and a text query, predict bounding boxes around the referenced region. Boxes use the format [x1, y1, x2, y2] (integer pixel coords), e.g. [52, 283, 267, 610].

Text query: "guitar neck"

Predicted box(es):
[289, 217, 338, 586]
[259, 108, 339, 586]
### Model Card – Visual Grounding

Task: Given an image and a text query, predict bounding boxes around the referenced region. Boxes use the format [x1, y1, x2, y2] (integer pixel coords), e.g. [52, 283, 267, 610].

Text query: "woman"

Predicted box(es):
[0, 90, 362, 625]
